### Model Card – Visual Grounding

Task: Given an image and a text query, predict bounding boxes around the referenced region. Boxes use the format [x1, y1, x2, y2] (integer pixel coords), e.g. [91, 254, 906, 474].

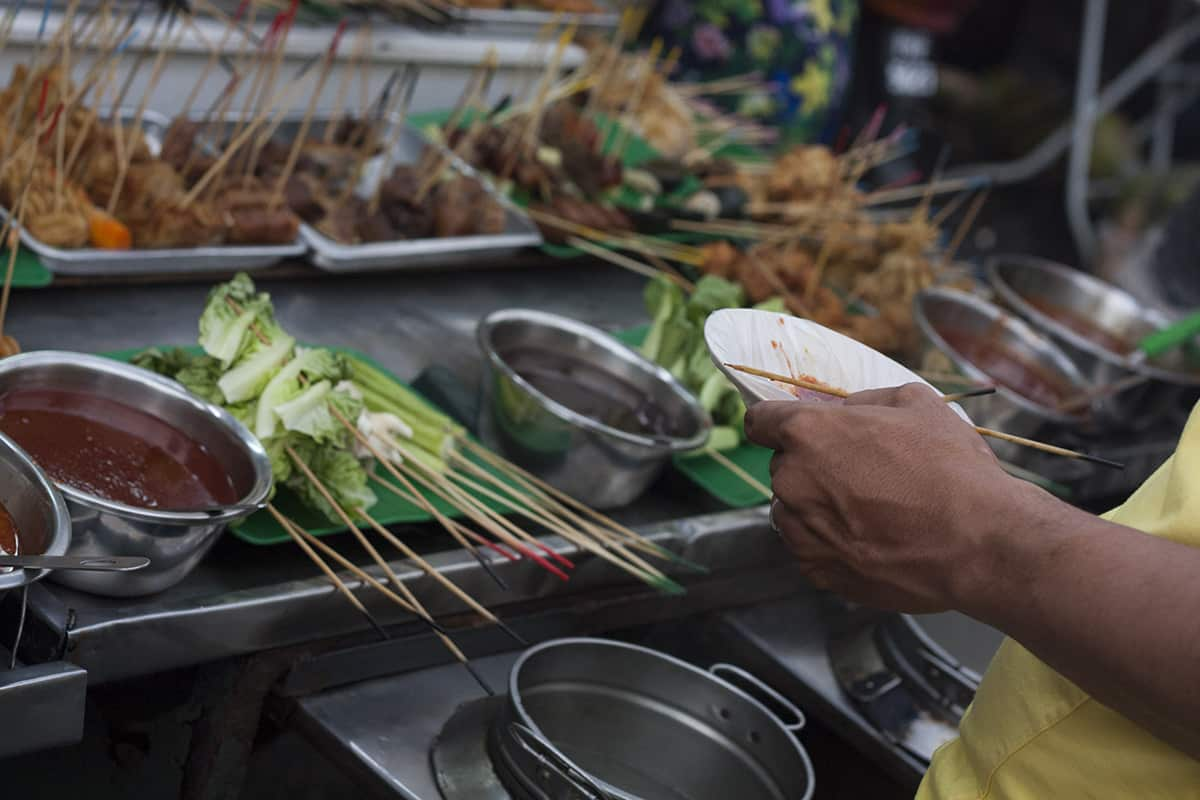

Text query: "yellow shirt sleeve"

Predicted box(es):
[916, 404, 1200, 800]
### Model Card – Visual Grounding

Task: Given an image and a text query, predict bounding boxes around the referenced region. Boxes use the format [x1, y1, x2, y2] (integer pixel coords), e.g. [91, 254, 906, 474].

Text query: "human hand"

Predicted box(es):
[745, 383, 1051, 613]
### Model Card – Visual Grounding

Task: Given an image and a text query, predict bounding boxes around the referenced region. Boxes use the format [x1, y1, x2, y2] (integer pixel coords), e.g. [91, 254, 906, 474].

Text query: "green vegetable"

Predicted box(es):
[753, 296, 788, 314]
[698, 370, 735, 413]
[132, 347, 197, 376]
[174, 355, 224, 405]
[346, 355, 462, 458]
[679, 425, 742, 458]
[685, 275, 745, 325]
[275, 381, 363, 448]
[217, 334, 295, 404]
[256, 347, 347, 440]
[284, 440, 376, 522]
[640, 275, 685, 364]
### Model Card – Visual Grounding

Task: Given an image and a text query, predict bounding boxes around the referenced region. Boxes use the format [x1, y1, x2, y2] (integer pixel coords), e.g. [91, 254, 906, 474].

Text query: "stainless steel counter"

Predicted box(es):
[2, 265, 778, 684]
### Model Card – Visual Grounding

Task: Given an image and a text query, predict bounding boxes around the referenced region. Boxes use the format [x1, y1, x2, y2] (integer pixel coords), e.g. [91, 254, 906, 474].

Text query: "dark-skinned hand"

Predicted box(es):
[745, 382, 1054, 613]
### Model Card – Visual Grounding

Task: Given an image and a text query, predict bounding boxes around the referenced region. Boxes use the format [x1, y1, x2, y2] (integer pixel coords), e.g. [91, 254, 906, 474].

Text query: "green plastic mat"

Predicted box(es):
[105, 345, 518, 545]
[611, 325, 769, 509]
[1, 245, 53, 288]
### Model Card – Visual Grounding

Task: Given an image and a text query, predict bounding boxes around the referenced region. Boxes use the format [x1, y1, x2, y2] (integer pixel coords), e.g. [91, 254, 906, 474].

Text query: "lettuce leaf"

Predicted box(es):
[283, 440, 377, 523]
[217, 334, 295, 404]
[275, 381, 364, 447]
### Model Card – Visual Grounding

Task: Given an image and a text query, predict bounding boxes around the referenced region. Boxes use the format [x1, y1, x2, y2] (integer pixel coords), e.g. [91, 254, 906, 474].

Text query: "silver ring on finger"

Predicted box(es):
[769, 496, 781, 536]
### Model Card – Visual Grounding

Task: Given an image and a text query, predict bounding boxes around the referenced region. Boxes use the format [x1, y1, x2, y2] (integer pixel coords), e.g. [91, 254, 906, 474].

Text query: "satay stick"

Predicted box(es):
[265, 20, 349, 211]
[179, 67, 314, 207]
[177, 2, 248, 122]
[610, 38, 661, 161]
[520, 25, 575, 158]
[284, 448, 494, 695]
[323, 24, 369, 145]
[106, 17, 186, 215]
[267, 504, 391, 640]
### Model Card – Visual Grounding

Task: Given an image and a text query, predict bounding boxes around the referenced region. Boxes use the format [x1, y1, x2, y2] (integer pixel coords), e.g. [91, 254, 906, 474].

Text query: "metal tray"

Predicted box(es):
[6, 109, 305, 276]
[446, 3, 620, 37]
[276, 114, 542, 273]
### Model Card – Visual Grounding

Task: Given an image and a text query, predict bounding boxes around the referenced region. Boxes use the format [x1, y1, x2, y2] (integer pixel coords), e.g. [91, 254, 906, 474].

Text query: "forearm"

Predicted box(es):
[961, 483, 1200, 758]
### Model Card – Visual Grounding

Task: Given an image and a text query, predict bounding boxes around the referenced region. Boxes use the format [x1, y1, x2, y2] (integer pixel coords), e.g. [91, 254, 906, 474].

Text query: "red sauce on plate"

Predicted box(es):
[0, 502, 16, 554]
[783, 374, 846, 404]
[1024, 296, 1135, 355]
[0, 389, 237, 510]
[940, 327, 1077, 409]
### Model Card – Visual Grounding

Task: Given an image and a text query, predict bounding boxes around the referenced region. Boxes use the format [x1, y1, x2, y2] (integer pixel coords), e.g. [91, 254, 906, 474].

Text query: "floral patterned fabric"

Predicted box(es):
[642, 0, 860, 145]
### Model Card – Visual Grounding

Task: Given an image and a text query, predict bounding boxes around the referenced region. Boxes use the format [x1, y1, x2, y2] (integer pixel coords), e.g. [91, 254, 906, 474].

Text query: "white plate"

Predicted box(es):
[703, 308, 970, 422]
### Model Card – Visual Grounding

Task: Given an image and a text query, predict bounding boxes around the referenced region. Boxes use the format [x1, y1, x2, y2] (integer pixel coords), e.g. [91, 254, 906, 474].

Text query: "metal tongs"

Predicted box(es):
[508, 723, 615, 800]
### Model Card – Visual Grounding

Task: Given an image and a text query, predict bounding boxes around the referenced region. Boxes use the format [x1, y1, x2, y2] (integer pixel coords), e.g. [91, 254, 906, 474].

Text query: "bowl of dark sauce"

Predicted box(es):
[0, 431, 71, 593]
[914, 289, 1094, 462]
[0, 352, 272, 596]
[987, 255, 1200, 428]
[478, 310, 711, 509]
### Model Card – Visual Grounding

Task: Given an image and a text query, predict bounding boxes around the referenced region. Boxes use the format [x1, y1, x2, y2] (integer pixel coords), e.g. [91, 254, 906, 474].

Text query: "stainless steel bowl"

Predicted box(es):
[987, 255, 1200, 426]
[478, 310, 711, 509]
[913, 289, 1096, 480]
[0, 352, 272, 597]
[0, 432, 71, 593]
[495, 638, 815, 800]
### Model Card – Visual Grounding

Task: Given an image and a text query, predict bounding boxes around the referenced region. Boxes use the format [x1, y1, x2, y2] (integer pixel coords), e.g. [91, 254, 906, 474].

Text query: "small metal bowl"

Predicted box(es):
[914, 289, 1095, 476]
[0, 432, 71, 593]
[0, 352, 272, 597]
[987, 255, 1200, 426]
[478, 310, 711, 509]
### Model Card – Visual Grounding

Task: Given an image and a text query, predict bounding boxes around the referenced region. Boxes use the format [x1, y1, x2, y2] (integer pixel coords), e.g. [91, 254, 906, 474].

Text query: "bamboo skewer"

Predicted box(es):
[566, 236, 694, 292]
[370, 474, 520, 563]
[368, 432, 572, 582]
[377, 442, 572, 583]
[445, 455, 677, 589]
[705, 447, 771, 498]
[938, 188, 990, 271]
[285, 445, 414, 598]
[354, 508, 526, 646]
[266, 503, 390, 640]
[610, 38, 661, 162]
[1056, 372, 1150, 414]
[323, 25, 369, 145]
[107, 16, 185, 215]
[179, 67, 314, 207]
[328, 403, 513, 590]
[723, 363, 1125, 469]
[282, 446, 497, 695]
[455, 435, 703, 572]
[266, 20, 349, 212]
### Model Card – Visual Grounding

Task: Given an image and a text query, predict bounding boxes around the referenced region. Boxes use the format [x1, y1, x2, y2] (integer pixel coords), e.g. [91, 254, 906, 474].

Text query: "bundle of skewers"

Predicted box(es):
[133, 272, 699, 693]
[0, 0, 309, 252]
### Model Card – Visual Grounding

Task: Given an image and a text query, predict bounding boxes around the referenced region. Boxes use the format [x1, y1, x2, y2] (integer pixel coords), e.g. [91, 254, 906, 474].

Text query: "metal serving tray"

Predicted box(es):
[446, 3, 620, 38]
[6, 109, 305, 276]
[277, 114, 542, 273]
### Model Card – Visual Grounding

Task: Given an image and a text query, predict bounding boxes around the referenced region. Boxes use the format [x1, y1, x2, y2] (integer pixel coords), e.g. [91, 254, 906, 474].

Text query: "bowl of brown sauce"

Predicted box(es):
[0, 352, 272, 597]
[0, 431, 71, 593]
[478, 309, 711, 509]
[914, 289, 1094, 453]
[987, 255, 1200, 426]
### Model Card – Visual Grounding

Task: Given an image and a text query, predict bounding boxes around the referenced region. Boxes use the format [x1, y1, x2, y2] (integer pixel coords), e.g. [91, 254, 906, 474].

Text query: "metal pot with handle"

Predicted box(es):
[490, 638, 815, 800]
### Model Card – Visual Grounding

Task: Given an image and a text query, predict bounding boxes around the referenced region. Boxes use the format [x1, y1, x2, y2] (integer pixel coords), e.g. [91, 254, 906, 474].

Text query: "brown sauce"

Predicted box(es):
[504, 347, 687, 438]
[941, 327, 1077, 409]
[1024, 296, 1135, 355]
[0, 389, 237, 510]
[0, 502, 16, 554]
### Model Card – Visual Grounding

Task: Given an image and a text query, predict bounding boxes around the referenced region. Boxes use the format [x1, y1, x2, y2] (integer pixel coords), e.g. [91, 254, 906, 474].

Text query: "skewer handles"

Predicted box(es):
[724, 363, 1124, 470]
